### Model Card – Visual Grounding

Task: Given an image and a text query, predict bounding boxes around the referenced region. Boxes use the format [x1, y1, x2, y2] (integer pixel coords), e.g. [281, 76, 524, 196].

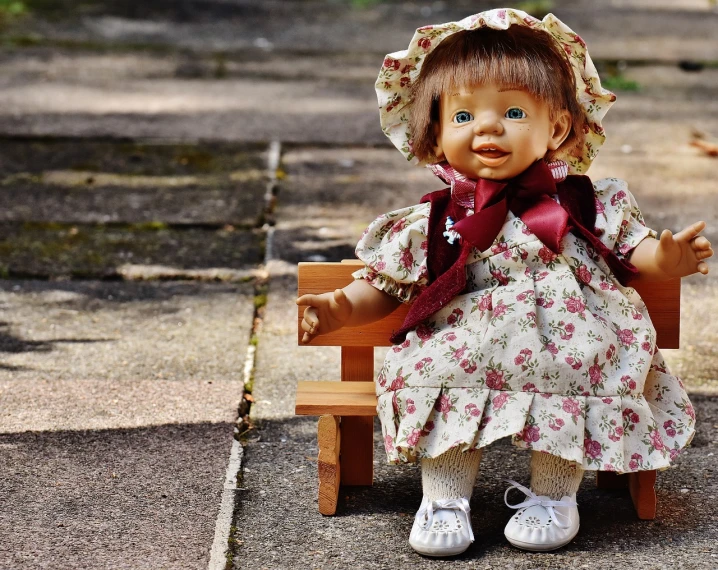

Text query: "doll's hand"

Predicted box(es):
[296, 289, 353, 343]
[655, 221, 713, 278]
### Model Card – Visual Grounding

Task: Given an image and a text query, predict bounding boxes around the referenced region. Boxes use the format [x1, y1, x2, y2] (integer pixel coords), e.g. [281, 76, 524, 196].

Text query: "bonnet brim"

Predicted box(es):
[375, 8, 616, 174]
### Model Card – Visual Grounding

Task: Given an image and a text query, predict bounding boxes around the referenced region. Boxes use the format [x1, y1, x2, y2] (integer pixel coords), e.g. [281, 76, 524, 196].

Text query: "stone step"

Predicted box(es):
[0, 222, 263, 279]
[0, 139, 268, 278]
[0, 50, 716, 143]
[1, 176, 265, 226]
[0, 138, 267, 175]
[0, 140, 268, 225]
[5, 1, 717, 62]
[0, 279, 253, 422]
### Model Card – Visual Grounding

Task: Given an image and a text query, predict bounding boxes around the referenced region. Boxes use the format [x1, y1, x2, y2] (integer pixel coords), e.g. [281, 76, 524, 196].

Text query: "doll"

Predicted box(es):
[297, 9, 713, 557]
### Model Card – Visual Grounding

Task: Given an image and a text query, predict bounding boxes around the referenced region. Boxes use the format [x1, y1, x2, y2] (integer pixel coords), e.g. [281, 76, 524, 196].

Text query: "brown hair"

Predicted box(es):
[409, 25, 586, 163]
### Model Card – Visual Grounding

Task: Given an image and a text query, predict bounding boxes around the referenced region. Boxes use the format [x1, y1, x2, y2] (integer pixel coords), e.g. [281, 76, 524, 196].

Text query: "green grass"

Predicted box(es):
[602, 74, 640, 92]
[0, 0, 27, 17]
[253, 293, 267, 310]
[129, 221, 169, 232]
[515, 0, 554, 19]
[0, 0, 27, 29]
[350, 0, 382, 7]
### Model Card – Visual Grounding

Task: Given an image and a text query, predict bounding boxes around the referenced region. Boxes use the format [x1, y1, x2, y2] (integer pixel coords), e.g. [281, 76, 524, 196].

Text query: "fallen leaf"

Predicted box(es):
[690, 139, 718, 157]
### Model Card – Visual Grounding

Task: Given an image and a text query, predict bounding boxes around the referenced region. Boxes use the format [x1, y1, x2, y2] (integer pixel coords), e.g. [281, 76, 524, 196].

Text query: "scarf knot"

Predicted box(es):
[428, 160, 570, 254]
[388, 160, 638, 344]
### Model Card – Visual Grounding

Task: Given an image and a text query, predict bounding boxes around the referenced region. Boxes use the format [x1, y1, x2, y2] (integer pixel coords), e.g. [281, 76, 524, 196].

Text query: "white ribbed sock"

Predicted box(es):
[530, 451, 584, 500]
[421, 447, 483, 501]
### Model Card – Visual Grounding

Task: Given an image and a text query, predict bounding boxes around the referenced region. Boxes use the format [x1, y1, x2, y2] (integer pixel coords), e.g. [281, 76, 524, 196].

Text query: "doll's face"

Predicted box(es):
[433, 83, 571, 181]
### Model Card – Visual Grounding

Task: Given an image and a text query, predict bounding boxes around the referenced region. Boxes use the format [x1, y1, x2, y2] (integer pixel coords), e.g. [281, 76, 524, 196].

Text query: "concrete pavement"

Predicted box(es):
[1, 1, 717, 568]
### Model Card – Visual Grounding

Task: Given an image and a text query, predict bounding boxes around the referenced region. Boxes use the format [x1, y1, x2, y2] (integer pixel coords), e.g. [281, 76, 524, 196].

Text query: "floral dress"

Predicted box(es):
[354, 178, 695, 472]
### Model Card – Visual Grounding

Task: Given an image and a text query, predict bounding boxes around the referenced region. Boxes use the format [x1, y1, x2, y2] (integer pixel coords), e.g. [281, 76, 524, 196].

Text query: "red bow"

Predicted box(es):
[453, 161, 568, 253]
[389, 161, 637, 344]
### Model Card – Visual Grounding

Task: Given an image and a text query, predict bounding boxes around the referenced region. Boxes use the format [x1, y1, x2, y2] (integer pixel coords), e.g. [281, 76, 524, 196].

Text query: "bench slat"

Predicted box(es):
[297, 261, 680, 349]
[297, 261, 407, 347]
[295, 381, 378, 416]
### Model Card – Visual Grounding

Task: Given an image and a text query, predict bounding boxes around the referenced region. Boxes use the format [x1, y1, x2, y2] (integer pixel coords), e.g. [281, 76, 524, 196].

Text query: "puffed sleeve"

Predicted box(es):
[353, 203, 431, 303]
[592, 178, 658, 260]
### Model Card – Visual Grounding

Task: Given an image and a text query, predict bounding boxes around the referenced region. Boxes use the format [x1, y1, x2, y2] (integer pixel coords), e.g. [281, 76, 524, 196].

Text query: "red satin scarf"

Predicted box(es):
[389, 160, 638, 343]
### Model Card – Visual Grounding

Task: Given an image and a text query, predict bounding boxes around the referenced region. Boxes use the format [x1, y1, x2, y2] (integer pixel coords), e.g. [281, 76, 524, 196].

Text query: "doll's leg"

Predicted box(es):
[409, 447, 482, 557]
[503, 451, 583, 552]
[422, 447, 483, 500]
[529, 450, 584, 499]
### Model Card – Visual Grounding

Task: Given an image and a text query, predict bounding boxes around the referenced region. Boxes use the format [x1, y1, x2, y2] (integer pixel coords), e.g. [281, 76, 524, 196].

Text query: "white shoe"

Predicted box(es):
[503, 479, 579, 551]
[408, 495, 474, 557]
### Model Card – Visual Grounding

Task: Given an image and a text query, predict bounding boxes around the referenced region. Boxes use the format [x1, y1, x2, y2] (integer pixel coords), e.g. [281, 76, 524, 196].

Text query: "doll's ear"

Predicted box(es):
[548, 110, 572, 151]
[432, 122, 445, 160]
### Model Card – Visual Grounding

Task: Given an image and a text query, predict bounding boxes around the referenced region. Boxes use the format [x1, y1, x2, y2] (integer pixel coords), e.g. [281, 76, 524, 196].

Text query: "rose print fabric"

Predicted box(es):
[354, 178, 695, 472]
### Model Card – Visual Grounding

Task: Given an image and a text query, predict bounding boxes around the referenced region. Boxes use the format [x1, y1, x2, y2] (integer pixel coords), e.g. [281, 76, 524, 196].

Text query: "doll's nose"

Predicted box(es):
[473, 113, 503, 135]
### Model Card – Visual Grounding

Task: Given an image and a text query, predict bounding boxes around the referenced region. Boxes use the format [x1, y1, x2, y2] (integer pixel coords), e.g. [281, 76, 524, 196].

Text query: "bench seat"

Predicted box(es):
[295, 381, 377, 416]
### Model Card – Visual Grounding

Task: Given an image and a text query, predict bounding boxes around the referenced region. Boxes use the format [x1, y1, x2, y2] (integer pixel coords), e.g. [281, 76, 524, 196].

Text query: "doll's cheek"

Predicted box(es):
[431, 125, 442, 156]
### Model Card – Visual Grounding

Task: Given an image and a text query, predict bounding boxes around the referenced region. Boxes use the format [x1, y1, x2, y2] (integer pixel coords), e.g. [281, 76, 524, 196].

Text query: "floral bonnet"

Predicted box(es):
[376, 8, 616, 174]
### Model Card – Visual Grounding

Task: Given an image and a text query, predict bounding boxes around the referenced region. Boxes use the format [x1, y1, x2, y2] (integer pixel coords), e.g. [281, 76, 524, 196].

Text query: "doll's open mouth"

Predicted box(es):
[477, 148, 509, 159]
[473, 142, 511, 166]
[474, 146, 510, 167]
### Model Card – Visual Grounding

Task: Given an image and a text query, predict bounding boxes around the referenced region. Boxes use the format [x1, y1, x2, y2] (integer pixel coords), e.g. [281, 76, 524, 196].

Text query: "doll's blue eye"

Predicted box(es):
[454, 111, 473, 124]
[505, 108, 526, 119]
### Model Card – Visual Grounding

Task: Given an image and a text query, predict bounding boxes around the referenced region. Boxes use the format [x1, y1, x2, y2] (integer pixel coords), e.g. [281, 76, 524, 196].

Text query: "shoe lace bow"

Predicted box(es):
[416, 497, 474, 542]
[503, 479, 577, 530]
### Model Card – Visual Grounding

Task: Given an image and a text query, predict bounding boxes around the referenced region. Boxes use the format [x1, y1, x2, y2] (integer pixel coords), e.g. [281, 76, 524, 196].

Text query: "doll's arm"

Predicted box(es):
[296, 279, 401, 343]
[628, 221, 713, 281]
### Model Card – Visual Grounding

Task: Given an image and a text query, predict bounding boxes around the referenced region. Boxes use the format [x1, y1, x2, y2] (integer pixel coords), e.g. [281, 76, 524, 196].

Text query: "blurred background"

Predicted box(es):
[1, 0, 716, 388]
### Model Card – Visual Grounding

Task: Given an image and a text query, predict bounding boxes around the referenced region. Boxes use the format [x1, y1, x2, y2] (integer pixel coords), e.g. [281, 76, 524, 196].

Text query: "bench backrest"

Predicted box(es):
[297, 260, 680, 351]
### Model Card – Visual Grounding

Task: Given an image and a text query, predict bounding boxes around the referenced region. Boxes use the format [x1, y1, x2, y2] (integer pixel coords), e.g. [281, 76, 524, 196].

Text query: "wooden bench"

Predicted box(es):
[295, 260, 680, 518]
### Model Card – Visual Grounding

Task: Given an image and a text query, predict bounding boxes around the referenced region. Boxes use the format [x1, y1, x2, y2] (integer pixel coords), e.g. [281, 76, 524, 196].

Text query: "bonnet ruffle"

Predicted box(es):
[375, 8, 616, 174]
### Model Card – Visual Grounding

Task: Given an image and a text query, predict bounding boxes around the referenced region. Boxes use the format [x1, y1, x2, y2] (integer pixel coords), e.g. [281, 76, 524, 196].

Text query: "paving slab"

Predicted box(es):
[0, 138, 268, 278]
[0, 279, 252, 568]
[0, 422, 235, 570]
[0, 280, 253, 432]
[0, 48, 381, 83]
[0, 76, 384, 144]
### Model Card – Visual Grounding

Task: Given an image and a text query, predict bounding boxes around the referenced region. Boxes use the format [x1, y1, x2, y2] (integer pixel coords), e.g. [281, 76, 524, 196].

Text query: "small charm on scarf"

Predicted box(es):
[546, 160, 568, 182]
[443, 216, 462, 245]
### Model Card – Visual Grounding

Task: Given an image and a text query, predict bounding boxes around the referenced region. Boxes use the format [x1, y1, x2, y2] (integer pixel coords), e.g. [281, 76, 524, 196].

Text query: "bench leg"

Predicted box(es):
[317, 415, 340, 515]
[628, 470, 657, 520]
[339, 416, 374, 486]
[338, 346, 375, 487]
[596, 469, 657, 520]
